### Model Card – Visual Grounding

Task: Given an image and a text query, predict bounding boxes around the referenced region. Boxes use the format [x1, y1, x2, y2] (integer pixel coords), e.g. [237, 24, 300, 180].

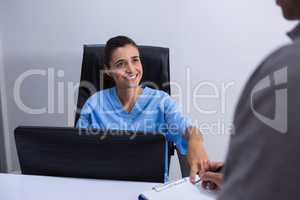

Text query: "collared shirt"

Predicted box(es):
[218, 22, 300, 200]
[287, 22, 300, 41]
[76, 86, 191, 155]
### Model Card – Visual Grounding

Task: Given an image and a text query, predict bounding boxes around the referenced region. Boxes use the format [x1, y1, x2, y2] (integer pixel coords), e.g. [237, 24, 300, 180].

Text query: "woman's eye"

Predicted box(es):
[116, 62, 124, 68]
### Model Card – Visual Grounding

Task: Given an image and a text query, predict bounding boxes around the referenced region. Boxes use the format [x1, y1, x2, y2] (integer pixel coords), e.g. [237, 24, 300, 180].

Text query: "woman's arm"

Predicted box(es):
[185, 127, 209, 182]
[160, 92, 209, 181]
[76, 101, 93, 128]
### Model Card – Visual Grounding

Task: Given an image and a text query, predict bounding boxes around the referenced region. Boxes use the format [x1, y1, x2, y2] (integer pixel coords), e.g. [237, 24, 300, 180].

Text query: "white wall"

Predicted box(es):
[0, 0, 295, 174]
[0, 89, 6, 172]
[0, 39, 6, 172]
[0, 2, 8, 172]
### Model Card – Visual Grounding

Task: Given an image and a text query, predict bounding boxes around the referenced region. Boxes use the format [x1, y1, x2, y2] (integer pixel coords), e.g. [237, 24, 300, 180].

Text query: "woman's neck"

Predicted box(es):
[116, 86, 143, 112]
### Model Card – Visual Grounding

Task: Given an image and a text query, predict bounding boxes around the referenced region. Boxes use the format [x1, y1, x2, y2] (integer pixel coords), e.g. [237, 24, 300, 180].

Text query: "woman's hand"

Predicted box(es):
[185, 127, 209, 183]
[201, 161, 224, 190]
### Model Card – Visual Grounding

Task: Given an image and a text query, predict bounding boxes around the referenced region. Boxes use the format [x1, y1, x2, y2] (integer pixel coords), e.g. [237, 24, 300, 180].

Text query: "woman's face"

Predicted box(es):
[108, 44, 143, 89]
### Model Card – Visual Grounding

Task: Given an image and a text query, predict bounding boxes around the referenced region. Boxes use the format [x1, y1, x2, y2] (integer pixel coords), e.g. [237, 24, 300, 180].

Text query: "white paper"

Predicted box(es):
[139, 177, 217, 200]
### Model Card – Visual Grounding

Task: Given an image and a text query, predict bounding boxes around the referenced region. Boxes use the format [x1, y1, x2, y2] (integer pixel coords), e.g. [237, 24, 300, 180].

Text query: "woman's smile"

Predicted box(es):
[125, 73, 139, 80]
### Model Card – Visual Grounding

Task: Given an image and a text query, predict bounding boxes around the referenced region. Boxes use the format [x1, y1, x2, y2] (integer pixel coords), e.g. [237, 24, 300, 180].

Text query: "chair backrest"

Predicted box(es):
[15, 126, 168, 183]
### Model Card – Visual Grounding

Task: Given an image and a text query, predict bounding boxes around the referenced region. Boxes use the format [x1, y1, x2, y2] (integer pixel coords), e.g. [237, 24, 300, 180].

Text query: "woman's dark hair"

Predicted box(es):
[104, 35, 138, 67]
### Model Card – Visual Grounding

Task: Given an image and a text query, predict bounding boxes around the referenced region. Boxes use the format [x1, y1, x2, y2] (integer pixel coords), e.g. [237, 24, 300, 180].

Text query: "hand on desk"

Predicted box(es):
[201, 161, 224, 191]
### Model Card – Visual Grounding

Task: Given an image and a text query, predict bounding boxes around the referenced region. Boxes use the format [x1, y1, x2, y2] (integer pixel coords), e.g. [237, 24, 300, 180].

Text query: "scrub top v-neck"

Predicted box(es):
[108, 86, 149, 120]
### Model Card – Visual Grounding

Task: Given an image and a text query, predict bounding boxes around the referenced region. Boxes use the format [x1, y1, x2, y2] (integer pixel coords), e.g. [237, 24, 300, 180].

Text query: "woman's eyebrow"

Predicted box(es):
[114, 59, 125, 65]
[114, 55, 139, 65]
[131, 56, 140, 59]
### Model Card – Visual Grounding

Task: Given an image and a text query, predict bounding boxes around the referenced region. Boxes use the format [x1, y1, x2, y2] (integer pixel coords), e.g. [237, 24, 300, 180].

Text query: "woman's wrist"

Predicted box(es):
[185, 127, 204, 143]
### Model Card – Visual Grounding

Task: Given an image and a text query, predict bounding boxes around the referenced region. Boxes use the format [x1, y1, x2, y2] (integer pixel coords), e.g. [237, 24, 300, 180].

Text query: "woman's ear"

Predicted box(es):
[104, 65, 111, 77]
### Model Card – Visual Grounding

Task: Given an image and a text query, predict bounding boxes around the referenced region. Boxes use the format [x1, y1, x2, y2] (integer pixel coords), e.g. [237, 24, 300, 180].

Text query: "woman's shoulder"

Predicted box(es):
[144, 86, 170, 97]
[84, 87, 114, 105]
[143, 87, 175, 107]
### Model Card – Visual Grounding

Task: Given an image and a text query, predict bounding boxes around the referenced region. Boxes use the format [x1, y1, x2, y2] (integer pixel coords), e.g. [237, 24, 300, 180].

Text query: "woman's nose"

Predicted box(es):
[126, 62, 135, 73]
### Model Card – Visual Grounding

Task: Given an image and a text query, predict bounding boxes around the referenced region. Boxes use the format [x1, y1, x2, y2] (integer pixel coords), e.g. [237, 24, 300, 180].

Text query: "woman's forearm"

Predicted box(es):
[185, 127, 204, 143]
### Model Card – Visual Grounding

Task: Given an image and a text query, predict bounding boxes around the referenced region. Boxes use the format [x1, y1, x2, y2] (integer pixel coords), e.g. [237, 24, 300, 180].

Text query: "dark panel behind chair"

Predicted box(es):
[15, 127, 167, 182]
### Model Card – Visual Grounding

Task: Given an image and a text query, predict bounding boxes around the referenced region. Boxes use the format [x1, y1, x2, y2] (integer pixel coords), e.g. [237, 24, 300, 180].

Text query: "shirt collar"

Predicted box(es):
[109, 86, 149, 116]
[287, 22, 300, 41]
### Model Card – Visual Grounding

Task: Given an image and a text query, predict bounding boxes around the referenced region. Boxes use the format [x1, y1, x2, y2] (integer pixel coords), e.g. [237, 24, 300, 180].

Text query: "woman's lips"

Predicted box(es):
[125, 73, 138, 80]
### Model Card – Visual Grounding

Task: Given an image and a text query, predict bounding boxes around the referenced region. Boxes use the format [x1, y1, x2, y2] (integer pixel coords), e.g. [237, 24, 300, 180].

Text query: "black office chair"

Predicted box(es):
[75, 44, 190, 178]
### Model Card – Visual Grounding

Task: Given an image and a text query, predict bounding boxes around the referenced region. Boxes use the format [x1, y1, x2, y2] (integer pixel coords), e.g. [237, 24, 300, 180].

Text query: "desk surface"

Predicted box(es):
[0, 173, 158, 200]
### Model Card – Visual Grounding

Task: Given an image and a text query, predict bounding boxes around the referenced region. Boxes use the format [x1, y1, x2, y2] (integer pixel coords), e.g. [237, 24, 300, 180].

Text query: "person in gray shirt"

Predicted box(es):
[200, 1, 300, 199]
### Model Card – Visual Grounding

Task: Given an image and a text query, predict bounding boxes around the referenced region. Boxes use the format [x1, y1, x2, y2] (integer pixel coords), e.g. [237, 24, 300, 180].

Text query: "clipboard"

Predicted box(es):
[138, 176, 217, 200]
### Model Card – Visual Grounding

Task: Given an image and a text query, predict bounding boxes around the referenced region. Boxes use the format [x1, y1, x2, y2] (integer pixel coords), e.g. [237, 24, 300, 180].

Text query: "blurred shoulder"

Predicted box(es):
[144, 86, 170, 97]
[84, 87, 112, 105]
[249, 41, 300, 85]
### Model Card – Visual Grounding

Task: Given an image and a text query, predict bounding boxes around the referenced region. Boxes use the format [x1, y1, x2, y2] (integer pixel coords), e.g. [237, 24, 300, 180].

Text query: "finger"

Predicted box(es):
[198, 165, 203, 176]
[202, 172, 220, 183]
[201, 181, 209, 189]
[202, 181, 218, 191]
[199, 161, 203, 174]
[203, 160, 209, 171]
[189, 164, 198, 184]
[208, 161, 224, 170]
[202, 172, 221, 191]
[215, 161, 224, 168]
[201, 160, 207, 173]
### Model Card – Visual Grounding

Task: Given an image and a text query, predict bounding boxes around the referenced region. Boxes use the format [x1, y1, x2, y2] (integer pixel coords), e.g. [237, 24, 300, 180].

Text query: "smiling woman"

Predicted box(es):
[76, 36, 209, 181]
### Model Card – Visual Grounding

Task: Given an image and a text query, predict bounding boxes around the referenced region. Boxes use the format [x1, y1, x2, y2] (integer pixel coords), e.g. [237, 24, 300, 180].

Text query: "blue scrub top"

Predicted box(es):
[76, 86, 192, 155]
